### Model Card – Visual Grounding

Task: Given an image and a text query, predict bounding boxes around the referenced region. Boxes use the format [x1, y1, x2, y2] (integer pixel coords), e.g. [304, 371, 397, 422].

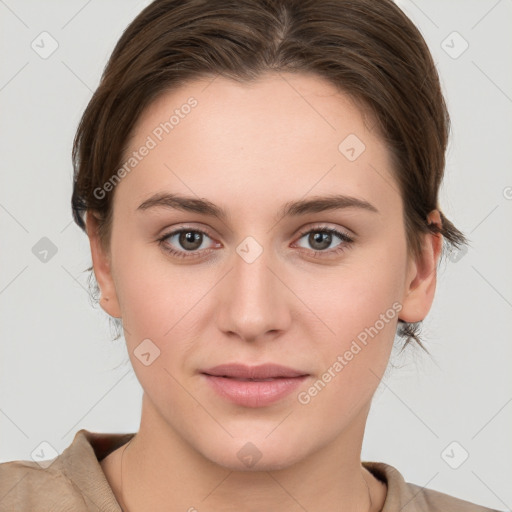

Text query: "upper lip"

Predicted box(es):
[201, 363, 308, 379]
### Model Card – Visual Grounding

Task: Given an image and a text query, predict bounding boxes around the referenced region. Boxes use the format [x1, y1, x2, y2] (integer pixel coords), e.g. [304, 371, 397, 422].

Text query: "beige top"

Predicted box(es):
[0, 429, 500, 511]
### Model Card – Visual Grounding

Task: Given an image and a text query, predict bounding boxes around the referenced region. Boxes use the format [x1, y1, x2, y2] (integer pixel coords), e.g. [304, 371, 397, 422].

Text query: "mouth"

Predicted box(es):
[208, 377, 286, 381]
[200, 363, 309, 407]
[200, 362, 309, 380]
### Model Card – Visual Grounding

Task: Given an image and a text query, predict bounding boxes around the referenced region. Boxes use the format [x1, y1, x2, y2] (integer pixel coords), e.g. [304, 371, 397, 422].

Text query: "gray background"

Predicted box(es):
[0, 0, 511, 509]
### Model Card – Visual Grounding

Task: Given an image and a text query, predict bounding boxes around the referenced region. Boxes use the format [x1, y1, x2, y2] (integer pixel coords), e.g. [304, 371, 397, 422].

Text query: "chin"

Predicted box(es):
[198, 436, 310, 473]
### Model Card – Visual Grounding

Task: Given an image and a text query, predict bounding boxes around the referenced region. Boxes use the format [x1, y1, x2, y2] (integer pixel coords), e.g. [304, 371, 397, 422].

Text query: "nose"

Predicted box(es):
[215, 237, 292, 343]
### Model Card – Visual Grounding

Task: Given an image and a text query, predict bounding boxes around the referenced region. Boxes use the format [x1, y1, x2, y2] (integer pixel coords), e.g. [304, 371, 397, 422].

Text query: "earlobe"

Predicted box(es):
[399, 210, 443, 324]
[85, 211, 122, 319]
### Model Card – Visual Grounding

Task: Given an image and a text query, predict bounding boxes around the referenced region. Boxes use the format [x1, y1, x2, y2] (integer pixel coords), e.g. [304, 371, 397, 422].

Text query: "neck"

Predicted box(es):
[108, 394, 386, 512]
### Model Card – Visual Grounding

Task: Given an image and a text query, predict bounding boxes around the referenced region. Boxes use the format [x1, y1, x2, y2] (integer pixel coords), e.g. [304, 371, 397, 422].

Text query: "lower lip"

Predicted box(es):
[202, 374, 308, 408]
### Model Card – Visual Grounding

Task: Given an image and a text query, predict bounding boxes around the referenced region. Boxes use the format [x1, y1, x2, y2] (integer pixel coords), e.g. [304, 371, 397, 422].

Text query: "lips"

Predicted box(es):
[201, 363, 309, 407]
[201, 363, 308, 380]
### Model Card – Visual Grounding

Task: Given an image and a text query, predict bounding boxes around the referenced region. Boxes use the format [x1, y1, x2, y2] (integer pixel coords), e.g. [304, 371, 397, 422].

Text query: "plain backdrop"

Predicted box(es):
[0, 0, 511, 509]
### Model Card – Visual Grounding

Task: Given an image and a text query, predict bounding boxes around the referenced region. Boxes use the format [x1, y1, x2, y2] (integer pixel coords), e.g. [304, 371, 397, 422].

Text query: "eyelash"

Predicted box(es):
[157, 225, 355, 260]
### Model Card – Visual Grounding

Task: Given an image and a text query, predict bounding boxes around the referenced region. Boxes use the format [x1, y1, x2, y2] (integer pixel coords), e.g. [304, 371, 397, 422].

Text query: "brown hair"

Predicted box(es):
[71, 0, 469, 351]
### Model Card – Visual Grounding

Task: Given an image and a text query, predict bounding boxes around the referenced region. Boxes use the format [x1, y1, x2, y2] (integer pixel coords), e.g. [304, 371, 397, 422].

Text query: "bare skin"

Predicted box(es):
[89, 72, 443, 511]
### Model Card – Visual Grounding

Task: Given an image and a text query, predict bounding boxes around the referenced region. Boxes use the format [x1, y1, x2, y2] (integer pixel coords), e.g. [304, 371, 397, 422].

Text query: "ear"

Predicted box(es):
[399, 210, 443, 323]
[85, 211, 122, 319]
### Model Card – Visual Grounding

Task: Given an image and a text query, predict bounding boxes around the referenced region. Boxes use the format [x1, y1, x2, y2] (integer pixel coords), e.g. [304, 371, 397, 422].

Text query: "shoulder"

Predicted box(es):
[0, 457, 87, 511]
[363, 461, 502, 512]
[0, 429, 133, 512]
[405, 481, 502, 512]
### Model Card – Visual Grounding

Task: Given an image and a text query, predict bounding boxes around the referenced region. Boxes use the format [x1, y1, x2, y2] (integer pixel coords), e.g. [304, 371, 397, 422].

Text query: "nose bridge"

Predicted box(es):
[218, 234, 290, 340]
[234, 235, 272, 299]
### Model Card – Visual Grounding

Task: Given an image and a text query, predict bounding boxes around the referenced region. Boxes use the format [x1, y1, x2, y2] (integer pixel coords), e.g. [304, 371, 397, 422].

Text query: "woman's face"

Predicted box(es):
[89, 72, 439, 470]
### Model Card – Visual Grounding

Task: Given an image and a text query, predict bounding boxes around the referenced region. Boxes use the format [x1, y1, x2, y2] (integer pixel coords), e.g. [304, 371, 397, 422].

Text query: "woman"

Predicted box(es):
[0, 0, 502, 510]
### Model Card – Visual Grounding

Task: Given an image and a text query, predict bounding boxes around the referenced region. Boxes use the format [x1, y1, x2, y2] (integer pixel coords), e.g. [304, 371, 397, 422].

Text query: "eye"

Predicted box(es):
[293, 226, 354, 257]
[157, 227, 217, 259]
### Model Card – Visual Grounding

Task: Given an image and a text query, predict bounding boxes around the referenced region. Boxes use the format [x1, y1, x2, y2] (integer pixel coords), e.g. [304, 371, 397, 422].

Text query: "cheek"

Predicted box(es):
[299, 253, 403, 341]
[112, 249, 202, 402]
[112, 234, 194, 331]
[293, 270, 401, 430]
[111, 237, 217, 377]
[298, 248, 405, 386]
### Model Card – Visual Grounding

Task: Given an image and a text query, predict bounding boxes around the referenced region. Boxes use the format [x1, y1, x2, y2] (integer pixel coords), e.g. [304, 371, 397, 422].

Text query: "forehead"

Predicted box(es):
[113, 72, 399, 220]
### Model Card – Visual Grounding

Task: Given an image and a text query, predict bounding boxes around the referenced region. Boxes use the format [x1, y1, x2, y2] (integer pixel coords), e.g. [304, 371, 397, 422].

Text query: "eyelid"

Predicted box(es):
[294, 223, 354, 241]
[157, 223, 217, 242]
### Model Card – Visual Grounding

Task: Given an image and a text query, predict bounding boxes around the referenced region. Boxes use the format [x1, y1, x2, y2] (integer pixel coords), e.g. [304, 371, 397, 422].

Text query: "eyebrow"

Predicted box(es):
[136, 192, 379, 221]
